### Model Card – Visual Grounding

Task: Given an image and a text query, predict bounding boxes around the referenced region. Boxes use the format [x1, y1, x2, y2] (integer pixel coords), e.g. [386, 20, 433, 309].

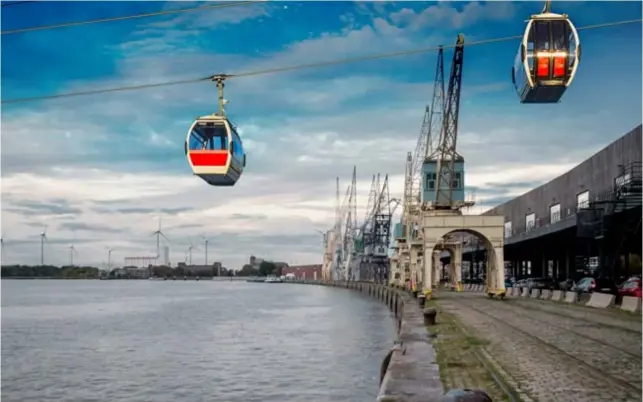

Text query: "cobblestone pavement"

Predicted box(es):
[502, 299, 641, 357]
[435, 292, 642, 402]
[507, 297, 642, 333]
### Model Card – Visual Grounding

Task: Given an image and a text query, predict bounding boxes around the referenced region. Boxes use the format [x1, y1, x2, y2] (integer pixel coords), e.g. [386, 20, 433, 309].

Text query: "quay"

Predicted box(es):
[286, 279, 642, 402]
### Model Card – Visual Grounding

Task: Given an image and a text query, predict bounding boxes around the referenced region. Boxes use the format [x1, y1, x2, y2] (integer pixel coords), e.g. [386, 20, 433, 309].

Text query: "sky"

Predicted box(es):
[1, 1, 642, 270]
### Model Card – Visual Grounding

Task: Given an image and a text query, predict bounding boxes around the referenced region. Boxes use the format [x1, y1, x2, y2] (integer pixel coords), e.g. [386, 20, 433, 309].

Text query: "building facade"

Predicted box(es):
[282, 264, 322, 280]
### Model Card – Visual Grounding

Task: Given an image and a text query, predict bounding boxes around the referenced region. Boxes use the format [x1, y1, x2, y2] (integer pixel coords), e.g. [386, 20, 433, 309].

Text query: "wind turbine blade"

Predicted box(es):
[160, 232, 171, 243]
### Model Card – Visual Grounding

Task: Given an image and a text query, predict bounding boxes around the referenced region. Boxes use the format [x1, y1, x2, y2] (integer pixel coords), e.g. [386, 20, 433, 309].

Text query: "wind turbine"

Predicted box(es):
[151, 217, 170, 260]
[186, 238, 198, 266]
[200, 234, 209, 266]
[68, 244, 78, 266]
[40, 226, 48, 266]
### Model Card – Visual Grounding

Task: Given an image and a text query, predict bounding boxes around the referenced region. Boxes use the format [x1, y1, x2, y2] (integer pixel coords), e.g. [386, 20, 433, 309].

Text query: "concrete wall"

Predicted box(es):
[290, 280, 443, 401]
[483, 125, 642, 232]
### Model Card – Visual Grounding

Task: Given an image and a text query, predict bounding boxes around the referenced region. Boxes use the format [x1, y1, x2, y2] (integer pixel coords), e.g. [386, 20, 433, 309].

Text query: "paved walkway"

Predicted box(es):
[435, 291, 642, 402]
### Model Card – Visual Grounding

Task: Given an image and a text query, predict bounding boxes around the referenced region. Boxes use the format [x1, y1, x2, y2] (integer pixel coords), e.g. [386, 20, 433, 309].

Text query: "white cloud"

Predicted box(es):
[1, 2, 641, 269]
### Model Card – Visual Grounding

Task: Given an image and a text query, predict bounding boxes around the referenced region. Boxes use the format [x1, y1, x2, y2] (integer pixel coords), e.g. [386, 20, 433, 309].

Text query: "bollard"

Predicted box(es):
[423, 307, 437, 326]
[412, 290, 418, 298]
[442, 389, 493, 402]
[418, 294, 426, 308]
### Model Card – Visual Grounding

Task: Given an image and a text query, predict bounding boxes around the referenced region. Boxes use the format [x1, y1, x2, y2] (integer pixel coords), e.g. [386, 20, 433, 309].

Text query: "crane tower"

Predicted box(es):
[423, 34, 472, 211]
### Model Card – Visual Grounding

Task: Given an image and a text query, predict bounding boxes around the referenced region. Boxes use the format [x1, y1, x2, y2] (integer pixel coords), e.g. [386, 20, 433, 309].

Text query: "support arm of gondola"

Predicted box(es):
[542, 0, 551, 13]
[212, 74, 228, 117]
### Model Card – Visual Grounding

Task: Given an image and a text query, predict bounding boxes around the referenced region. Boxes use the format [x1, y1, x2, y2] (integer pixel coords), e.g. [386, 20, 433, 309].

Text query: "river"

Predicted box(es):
[1, 279, 396, 402]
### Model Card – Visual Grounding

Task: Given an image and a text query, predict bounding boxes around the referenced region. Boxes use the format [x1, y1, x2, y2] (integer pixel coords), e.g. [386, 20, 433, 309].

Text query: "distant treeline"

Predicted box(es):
[1, 265, 100, 278]
[142, 266, 234, 278]
[236, 261, 282, 277]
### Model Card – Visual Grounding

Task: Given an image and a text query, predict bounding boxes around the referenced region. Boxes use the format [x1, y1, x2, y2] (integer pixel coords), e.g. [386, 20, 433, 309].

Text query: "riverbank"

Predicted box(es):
[289, 280, 443, 402]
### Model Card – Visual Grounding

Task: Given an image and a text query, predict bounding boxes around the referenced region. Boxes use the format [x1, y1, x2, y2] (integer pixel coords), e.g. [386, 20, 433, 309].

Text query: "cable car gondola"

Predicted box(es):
[512, 1, 581, 103]
[185, 76, 246, 186]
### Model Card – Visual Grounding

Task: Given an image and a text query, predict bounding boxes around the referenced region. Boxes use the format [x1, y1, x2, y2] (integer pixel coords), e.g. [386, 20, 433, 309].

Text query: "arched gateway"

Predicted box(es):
[421, 214, 506, 298]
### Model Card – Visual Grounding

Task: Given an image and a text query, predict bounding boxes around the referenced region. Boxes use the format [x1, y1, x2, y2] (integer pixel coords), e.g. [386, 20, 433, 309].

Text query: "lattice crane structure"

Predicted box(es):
[392, 34, 507, 299]
[354, 174, 400, 283]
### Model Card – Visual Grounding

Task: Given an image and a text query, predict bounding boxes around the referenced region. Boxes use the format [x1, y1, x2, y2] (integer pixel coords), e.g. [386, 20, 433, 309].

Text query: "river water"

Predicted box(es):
[1, 279, 396, 402]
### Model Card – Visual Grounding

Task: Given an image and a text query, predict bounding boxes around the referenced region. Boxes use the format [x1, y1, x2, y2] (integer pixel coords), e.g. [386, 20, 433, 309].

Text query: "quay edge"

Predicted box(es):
[288, 280, 443, 402]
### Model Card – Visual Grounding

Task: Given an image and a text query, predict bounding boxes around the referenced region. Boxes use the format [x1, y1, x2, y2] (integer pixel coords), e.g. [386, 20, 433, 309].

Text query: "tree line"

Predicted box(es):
[235, 261, 283, 277]
[1, 265, 100, 278]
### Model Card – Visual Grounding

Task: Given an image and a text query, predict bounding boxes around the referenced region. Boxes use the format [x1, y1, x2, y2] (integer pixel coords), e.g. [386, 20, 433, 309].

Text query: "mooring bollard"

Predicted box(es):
[423, 307, 437, 326]
[418, 294, 426, 308]
[442, 389, 493, 402]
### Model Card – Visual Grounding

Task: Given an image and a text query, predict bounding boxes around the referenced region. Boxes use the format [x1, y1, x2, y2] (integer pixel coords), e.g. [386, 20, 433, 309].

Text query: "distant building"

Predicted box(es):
[163, 246, 170, 266]
[249, 256, 264, 270]
[115, 266, 150, 279]
[282, 264, 321, 280]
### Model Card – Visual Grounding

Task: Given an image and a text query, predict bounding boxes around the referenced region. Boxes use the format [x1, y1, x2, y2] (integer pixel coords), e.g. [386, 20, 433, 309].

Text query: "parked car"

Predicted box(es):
[573, 277, 618, 295]
[514, 279, 526, 288]
[557, 278, 575, 291]
[525, 277, 556, 292]
[618, 276, 642, 298]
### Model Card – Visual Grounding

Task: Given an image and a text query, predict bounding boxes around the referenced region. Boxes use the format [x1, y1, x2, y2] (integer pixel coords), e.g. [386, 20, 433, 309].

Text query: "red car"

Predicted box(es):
[618, 277, 642, 298]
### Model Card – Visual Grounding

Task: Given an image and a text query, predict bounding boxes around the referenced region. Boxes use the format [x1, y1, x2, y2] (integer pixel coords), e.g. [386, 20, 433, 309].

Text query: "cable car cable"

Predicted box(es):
[1, 17, 640, 105]
[1, 1, 37, 7]
[1, 0, 263, 35]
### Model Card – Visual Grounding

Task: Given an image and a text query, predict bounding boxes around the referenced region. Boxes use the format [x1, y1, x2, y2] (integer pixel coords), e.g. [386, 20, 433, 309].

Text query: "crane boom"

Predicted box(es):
[427, 34, 467, 209]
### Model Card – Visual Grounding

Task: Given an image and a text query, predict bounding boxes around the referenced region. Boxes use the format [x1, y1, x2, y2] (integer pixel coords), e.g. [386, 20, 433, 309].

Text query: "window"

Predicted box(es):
[230, 128, 244, 164]
[616, 173, 631, 188]
[615, 173, 632, 196]
[549, 203, 561, 224]
[525, 213, 535, 231]
[504, 221, 512, 239]
[426, 173, 436, 191]
[576, 190, 589, 210]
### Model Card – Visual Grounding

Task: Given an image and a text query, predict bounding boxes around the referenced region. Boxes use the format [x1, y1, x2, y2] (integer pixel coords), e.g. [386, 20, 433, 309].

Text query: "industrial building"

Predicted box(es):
[456, 125, 642, 282]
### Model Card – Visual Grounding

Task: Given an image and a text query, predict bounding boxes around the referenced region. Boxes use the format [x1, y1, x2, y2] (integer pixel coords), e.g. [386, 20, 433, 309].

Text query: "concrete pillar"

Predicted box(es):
[491, 246, 506, 294]
[454, 243, 463, 291]
[423, 243, 435, 297]
[432, 251, 441, 288]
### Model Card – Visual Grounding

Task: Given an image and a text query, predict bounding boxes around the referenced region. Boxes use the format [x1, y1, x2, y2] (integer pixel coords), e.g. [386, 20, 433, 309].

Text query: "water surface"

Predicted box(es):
[1, 280, 396, 402]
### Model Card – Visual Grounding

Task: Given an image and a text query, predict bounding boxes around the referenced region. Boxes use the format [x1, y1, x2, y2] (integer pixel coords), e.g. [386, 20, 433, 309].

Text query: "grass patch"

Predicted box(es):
[427, 306, 512, 402]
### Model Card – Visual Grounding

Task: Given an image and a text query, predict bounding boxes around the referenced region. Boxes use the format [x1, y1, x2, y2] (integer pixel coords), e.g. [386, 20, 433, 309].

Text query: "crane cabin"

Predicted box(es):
[422, 158, 466, 207]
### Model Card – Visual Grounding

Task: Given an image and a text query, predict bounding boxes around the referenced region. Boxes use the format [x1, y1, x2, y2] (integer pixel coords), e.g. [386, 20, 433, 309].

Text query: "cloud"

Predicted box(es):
[2, 199, 82, 216]
[57, 222, 122, 233]
[1, 1, 641, 268]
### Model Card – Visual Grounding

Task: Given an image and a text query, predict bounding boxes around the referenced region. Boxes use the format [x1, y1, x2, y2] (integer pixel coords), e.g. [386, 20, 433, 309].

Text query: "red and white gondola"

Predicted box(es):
[512, 1, 581, 103]
[184, 76, 246, 187]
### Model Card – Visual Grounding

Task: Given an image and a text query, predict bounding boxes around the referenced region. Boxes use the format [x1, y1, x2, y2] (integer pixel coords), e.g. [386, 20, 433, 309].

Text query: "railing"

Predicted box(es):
[505, 161, 642, 241]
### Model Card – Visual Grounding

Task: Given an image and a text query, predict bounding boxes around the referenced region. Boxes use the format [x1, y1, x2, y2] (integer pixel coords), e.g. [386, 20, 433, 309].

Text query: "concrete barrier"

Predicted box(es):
[530, 289, 541, 299]
[520, 288, 529, 298]
[585, 292, 616, 309]
[550, 290, 563, 302]
[540, 289, 552, 300]
[512, 287, 521, 297]
[563, 291, 577, 303]
[620, 296, 642, 313]
[289, 280, 443, 401]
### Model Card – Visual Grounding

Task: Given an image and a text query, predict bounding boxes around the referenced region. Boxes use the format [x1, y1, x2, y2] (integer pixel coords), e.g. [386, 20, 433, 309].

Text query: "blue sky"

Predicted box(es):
[1, 1, 641, 269]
